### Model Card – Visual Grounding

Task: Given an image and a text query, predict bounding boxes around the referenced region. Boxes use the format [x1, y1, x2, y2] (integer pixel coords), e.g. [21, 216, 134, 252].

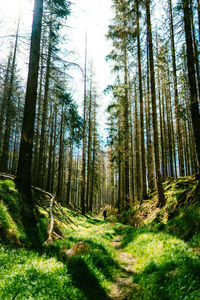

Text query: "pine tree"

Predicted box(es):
[145, 0, 166, 207]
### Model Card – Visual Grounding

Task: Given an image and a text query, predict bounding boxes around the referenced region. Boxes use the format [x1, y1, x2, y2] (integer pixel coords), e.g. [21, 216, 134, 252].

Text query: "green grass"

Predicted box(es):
[115, 225, 200, 299]
[0, 216, 121, 300]
[0, 177, 200, 299]
[0, 245, 85, 300]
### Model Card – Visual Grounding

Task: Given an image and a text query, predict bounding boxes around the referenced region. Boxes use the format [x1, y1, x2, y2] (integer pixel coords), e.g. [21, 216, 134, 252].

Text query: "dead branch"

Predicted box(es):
[44, 194, 55, 245]
[0, 173, 15, 180]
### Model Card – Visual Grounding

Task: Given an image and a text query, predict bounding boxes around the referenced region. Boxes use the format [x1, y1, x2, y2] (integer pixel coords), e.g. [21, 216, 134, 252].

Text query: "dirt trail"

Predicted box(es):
[109, 235, 137, 300]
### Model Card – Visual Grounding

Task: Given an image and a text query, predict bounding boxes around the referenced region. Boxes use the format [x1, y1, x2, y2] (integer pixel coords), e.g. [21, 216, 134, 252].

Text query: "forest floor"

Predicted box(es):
[109, 235, 136, 299]
[0, 177, 200, 299]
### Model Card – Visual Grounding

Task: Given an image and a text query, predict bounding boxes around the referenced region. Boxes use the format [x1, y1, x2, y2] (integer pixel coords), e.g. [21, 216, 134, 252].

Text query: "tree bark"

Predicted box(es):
[136, 0, 147, 200]
[37, 27, 52, 187]
[182, 0, 200, 171]
[146, 0, 166, 207]
[16, 0, 43, 248]
[1, 21, 19, 172]
[168, 0, 184, 176]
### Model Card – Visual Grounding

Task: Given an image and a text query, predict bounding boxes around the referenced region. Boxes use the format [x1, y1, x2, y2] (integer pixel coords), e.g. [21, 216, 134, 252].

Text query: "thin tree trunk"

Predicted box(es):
[146, 0, 166, 207]
[1, 20, 19, 172]
[168, 0, 184, 176]
[50, 106, 57, 193]
[57, 107, 64, 201]
[46, 103, 54, 192]
[134, 83, 141, 201]
[89, 126, 96, 212]
[66, 140, 73, 206]
[86, 76, 92, 211]
[0, 54, 11, 154]
[146, 48, 154, 190]
[37, 27, 52, 187]
[123, 36, 130, 209]
[81, 34, 87, 215]
[32, 32, 44, 182]
[136, 0, 147, 199]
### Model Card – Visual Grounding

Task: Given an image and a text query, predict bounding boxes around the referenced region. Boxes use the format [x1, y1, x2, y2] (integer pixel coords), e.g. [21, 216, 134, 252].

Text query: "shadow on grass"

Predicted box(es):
[112, 223, 200, 299]
[113, 225, 150, 249]
[0, 242, 114, 300]
[1, 265, 85, 300]
[66, 236, 119, 280]
[85, 216, 113, 226]
[68, 257, 111, 300]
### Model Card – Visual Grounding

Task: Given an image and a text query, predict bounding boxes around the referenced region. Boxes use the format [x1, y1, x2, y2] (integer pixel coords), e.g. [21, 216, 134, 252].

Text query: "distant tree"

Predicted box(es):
[0, 20, 19, 172]
[168, 0, 184, 176]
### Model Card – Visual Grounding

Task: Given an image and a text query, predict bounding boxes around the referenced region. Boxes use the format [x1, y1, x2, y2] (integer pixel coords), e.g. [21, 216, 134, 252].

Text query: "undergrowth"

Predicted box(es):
[115, 225, 200, 299]
[0, 177, 200, 299]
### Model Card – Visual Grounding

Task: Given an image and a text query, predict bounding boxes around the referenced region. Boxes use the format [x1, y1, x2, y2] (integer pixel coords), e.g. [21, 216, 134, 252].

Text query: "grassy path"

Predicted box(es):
[0, 213, 200, 299]
[109, 235, 136, 299]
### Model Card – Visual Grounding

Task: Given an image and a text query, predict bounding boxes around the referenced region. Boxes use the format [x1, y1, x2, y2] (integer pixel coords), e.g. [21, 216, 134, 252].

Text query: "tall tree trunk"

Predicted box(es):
[57, 107, 64, 201]
[37, 27, 52, 187]
[12, 97, 21, 173]
[146, 47, 154, 190]
[182, 0, 200, 171]
[46, 103, 54, 192]
[146, 0, 165, 207]
[66, 140, 73, 206]
[158, 69, 165, 179]
[136, 0, 147, 199]
[86, 77, 92, 211]
[81, 34, 87, 215]
[50, 105, 57, 193]
[89, 125, 96, 212]
[130, 100, 135, 201]
[0, 54, 11, 154]
[123, 36, 130, 209]
[16, 0, 43, 248]
[165, 82, 174, 177]
[32, 33, 44, 183]
[168, 0, 184, 176]
[1, 20, 19, 172]
[134, 83, 141, 201]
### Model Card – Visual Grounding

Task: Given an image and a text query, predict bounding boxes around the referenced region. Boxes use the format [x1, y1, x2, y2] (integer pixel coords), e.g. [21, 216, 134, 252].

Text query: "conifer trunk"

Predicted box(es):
[182, 0, 200, 171]
[37, 27, 52, 187]
[1, 21, 19, 172]
[146, 0, 165, 207]
[168, 0, 184, 176]
[16, 0, 43, 248]
[136, 0, 147, 200]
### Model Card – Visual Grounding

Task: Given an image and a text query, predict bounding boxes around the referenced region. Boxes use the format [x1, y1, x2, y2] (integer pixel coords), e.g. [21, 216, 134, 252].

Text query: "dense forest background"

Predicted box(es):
[1, 0, 200, 299]
[0, 0, 200, 219]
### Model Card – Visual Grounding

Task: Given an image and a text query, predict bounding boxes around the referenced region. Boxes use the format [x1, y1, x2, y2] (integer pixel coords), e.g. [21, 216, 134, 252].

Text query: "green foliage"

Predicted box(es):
[120, 206, 138, 224]
[0, 216, 119, 300]
[0, 180, 20, 216]
[166, 202, 200, 241]
[0, 201, 10, 229]
[37, 215, 49, 244]
[0, 176, 200, 299]
[0, 180, 24, 243]
[0, 245, 84, 300]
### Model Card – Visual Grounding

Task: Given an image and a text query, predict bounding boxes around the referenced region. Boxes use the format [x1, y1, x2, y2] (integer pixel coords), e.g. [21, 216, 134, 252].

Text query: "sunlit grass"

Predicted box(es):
[0, 177, 200, 299]
[120, 226, 200, 299]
